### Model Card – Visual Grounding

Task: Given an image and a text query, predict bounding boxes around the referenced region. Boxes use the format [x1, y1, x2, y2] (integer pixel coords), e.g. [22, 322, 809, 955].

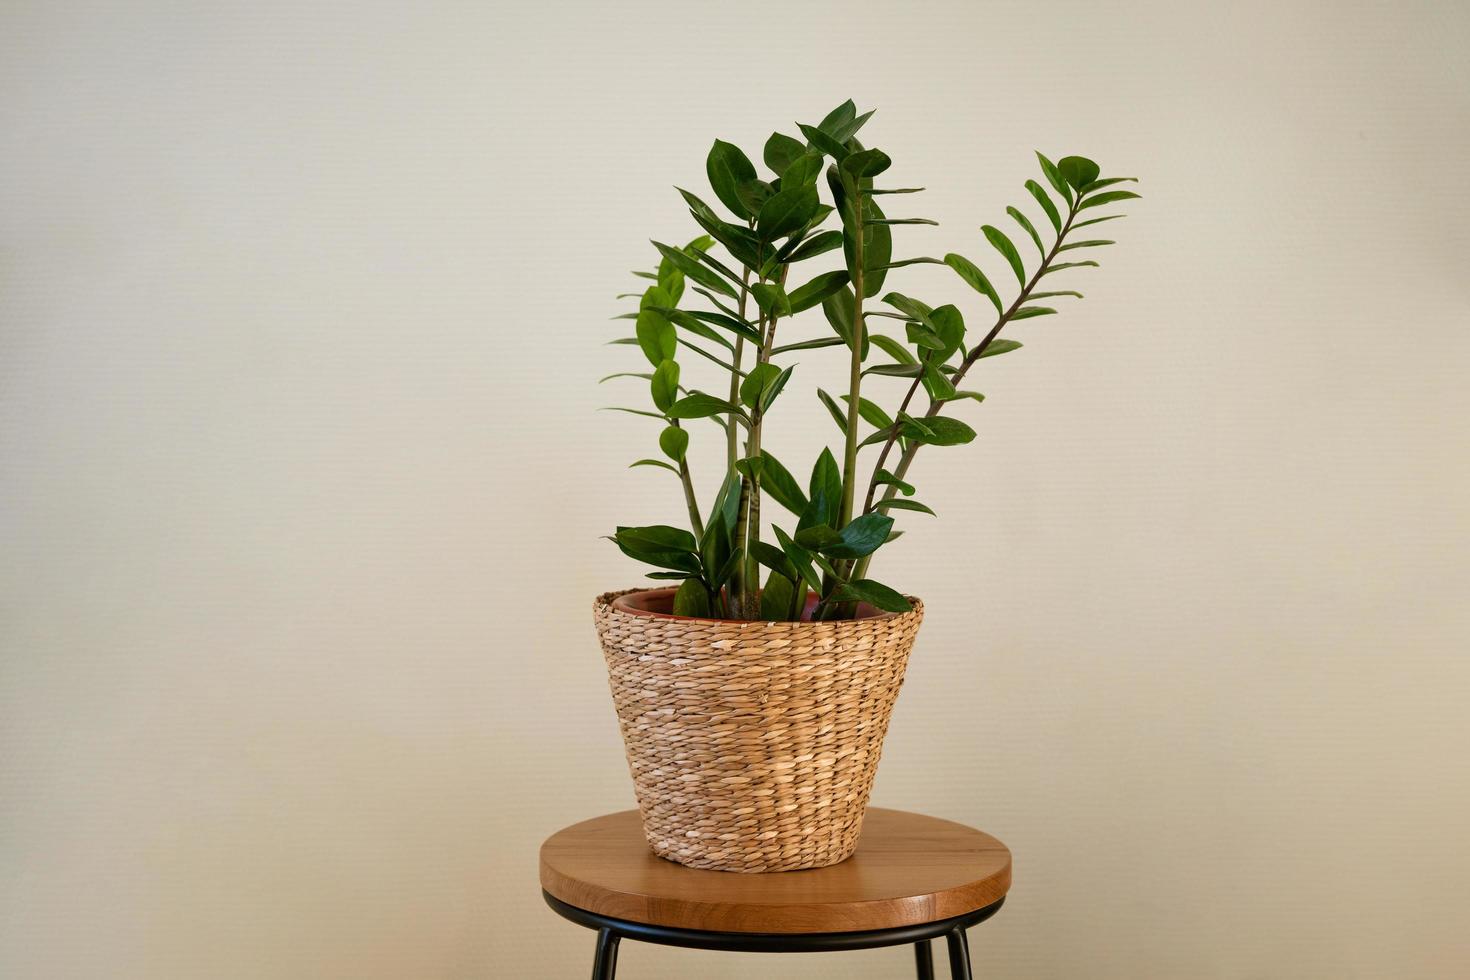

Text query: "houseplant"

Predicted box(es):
[595, 100, 1138, 872]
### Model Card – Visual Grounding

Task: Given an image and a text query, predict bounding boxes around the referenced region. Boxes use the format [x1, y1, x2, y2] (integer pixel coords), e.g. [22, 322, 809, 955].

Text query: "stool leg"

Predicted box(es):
[914, 938, 935, 979]
[590, 927, 620, 980]
[945, 926, 972, 980]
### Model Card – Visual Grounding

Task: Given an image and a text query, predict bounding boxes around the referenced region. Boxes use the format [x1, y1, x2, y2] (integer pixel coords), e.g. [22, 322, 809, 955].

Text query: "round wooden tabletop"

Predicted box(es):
[539, 808, 1011, 934]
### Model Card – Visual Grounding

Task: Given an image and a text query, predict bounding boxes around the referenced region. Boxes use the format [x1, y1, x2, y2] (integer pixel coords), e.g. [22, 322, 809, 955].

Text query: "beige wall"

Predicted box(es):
[3, 1, 1468, 977]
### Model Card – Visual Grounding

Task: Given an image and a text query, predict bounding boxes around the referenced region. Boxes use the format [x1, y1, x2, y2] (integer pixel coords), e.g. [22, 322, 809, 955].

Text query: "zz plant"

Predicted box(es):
[606, 100, 1138, 621]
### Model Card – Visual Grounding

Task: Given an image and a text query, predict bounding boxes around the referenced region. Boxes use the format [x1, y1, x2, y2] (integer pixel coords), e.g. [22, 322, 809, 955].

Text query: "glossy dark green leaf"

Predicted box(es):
[771, 525, 822, 597]
[734, 454, 765, 484]
[1044, 261, 1100, 274]
[816, 99, 857, 136]
[789, 270, 850, 314]
[868, 333, 917, 365]
[645, 571, 692, 581]
[906, 321, 944, 350]
[710, 473, 742, 542]
[651, 241, 738, 298]
[658, 424, 688, 462]
[1057, 155, 1100, 190]
[736, 362, 778, 409]
[635, 309, 676, 366]
[828, 108, 875, 144]
[880, 291, 934, 325]
[764, 132, 806, 175]
[650, 359, 680, 412]
[1035, 152, 1073, 206]
[1007, 206, 1046, 258]
[873, 468, 914, 496]
[757, 184, 819, 242]
[734, 178, 774, 216]
[876, 498, 935, 516]
[816, 388, 848, 436]
[613, 525, 702, 574]
[982, 225, 1025, 287]
[748, 284, 790, 319]
[831, 578, 910, 613]
[822, 285, 867, 358]
[869, 217, 938, 226]
[758, 450, 808, 517]
[810, 512, 893, 559]
[801, 447, 842, 531]
[840, 147, 891, 179]
[1059, 239, 1115, 252]
[706, 139, 758, 219]
[662, 308, 761, 345]
[906, 415, 974, 446]
[1011, 306, 1056, 319]
[839, 393, 894, 429]
[667, 392, 740, 419]
[1078, 177, 1138, 193]
[867, 256, 944, 273]
[922, 361, 957, 400]
[1024, 179, 1062, 232]
[977, 338, 1023, 359]
[794, 525, 842, 551]
[1078, 190, 1141, 211]
[864, 362, 924, 378]
[943, 253, 1003, 315]
[786, 229, 843, 264]
[672, 578, 712, 617]
[798, 123, 848, 160]
[759, 572, 796, 621]
[928, 304, 965, 358]
[780, 151, 825, 189]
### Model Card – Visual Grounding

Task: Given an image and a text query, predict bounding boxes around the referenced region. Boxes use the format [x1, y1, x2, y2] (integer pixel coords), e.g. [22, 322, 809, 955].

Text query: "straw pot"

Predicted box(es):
[593, 587, 923, 873]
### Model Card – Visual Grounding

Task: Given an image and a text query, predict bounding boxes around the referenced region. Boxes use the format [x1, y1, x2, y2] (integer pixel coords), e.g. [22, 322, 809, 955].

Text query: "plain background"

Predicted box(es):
[3, 1, 1468, 977]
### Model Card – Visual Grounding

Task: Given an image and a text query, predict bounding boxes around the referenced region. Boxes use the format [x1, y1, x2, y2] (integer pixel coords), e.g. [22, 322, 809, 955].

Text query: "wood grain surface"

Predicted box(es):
[539, 808, 1011, 933]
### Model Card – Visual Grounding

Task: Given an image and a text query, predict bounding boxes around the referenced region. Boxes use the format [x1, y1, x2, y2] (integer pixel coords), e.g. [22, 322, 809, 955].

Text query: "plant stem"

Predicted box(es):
[838, 198, 866, 530]
[849, 195, 1083, 585]
[726, 267, 752, 473]
[676, 449, 704, 540]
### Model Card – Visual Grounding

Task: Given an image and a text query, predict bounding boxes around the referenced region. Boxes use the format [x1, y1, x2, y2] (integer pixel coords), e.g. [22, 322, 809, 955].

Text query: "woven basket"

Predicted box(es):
[593, 587, 923, 872]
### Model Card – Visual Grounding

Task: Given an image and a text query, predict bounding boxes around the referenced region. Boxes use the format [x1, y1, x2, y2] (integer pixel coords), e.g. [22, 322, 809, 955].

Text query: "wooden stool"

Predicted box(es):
[540, 808, 1011, 979]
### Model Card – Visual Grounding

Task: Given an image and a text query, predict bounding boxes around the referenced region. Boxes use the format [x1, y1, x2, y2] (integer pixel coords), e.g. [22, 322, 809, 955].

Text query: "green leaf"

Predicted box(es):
[840, 147, 891, 179]
[982, 225, 1025, 287]
[789, 270, 851, 313]
[1035, 152, 1072, 206]
[613, 525, 702, 574]
[667, 392, 740, 419]
[706, 139, 758, 219]
[816, 388, 848, 435]
[942, 389, 986, 404]
[801, 448, 842, 531]
[601, 406, 665, 420]
[1011, 306, 1056, 319]
[906, 416, 975, 446]
[831, 578, 911, 613]
[771, 336, 846, 355]
[928, 304, 965, 359]
[873, 468, 914, 495]
[659, 424, 688, 462]
[977, 338, 1023, 358]
[750, 282, 792, 317]
[1059, 239, 1115, 252]
[757, 184, 820, 242]
[1057, 156, 1100, 190]
[881, 291, 934, 325]
[662, 308, 761, 345]
[738, 362, 781, 408]
[734, 454, 764, 484]
[869, 333, 916, 365]
[807, 512, 893, 559]
[817, 99, 857, 137]
[598, 371, 652, 383]
[651, 241, 738, 298]
[635, 309, 676, 366]
[922, 361, 956, 400]
[771, 525, 822, 597]
[869, 217, 938, 226]
[865, 187, 926, 195]
[821, 285, 867, 358]
[1072, 214, 1126, 229]
[1007, 206, 1045, 258]
[711, 473, 741, 537]
[672, 578, 712, 618]
[906, 321, 944, 350]
[630, 458, 678, 473]
[943, 253, 1003, 315]
[650, 359, 680, 413]
[1024, 179, 1062, 232]
[764, 132, 806, 175]
[864, 362, 924, 378]
[645, 571, 692, 581]
[735, 178, 774, 216]
[1044, 261, 1100, 274]
[1027, 291, 1083, 300]
[876, 498, 936, 516]
[798, 123, 849, 161]
[849, 196, 893, 294]
[794, 525, 843, 551]
[786, 229, 843, 263]
[840, 394, 894, 429]
[866, 256, 944, 273]
[758, 450, 808, 517]
[759, 572, 796, 621]
[780, 151, 825, 189]
[1078, 190, 1141, 211]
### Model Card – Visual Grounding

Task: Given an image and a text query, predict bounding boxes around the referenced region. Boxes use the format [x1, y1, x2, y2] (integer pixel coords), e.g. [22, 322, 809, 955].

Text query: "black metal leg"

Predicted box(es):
[914, 938, 935, 979]
[945, 926, 972, 980]
[591, 927, 620, 980]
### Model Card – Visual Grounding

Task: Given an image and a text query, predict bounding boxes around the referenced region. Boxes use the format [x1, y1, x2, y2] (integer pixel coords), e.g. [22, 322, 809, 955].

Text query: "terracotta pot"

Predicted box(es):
[593, 587, 923, 872]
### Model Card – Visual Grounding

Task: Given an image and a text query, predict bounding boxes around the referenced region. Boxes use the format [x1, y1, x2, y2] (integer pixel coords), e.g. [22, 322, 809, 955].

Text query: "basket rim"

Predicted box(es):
[595, 586, 923, 629]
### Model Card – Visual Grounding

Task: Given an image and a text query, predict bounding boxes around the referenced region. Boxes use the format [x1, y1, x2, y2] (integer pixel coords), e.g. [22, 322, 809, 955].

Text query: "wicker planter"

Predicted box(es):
[593, 587, 923, 873]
